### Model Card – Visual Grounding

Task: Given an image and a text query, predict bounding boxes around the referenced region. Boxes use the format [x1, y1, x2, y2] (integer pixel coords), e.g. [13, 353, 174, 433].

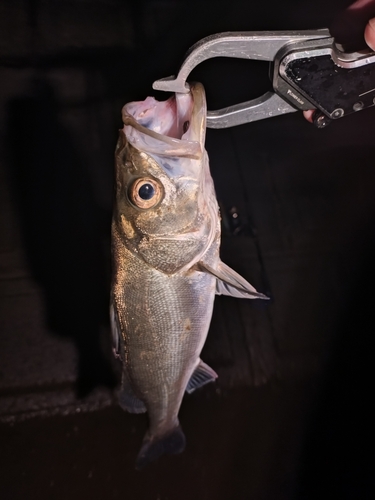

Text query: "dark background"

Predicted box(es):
[0, 1, 374, 499]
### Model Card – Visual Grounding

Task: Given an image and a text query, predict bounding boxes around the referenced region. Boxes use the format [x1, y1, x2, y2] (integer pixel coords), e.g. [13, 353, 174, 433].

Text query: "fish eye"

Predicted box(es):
[129, 177, 163, 209]
[138, 183, 154, 200]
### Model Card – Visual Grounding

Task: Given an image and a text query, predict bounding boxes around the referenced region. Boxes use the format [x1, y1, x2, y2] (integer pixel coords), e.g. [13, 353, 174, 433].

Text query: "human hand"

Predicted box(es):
[304, 0, 375, 123]
[331, 0, 375, 50]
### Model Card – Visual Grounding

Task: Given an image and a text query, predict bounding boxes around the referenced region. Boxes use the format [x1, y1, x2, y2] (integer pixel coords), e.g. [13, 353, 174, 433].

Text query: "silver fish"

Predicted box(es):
[110, 82, 267, 468]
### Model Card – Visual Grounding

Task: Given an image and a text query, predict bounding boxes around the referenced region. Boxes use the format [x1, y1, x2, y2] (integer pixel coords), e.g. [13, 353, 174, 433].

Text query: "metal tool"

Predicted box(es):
[153, 30, 375, 128]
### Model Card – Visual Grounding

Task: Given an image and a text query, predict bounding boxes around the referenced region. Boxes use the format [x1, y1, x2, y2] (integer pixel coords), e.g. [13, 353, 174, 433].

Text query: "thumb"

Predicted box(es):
[364, 18, 375, 49]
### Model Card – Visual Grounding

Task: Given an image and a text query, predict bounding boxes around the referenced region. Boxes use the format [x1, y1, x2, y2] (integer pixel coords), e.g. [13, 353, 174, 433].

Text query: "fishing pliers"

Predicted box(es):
[153, 29, 375, 128]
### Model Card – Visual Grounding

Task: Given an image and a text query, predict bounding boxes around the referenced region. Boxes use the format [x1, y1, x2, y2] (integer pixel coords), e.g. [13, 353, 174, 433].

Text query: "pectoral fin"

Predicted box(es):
[186, 359, 218, 394]
[110, 301, 121, 359]
[199, 260, 269, 300]
[110, 305, 146, 413]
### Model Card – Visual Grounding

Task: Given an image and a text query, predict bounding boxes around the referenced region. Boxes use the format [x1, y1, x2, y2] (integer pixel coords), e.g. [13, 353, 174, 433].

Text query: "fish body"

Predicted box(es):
[111, 83, 266, 468]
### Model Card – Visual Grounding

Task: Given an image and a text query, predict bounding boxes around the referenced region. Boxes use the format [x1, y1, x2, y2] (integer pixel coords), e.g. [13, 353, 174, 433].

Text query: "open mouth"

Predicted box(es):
[122, 83, 206, 159]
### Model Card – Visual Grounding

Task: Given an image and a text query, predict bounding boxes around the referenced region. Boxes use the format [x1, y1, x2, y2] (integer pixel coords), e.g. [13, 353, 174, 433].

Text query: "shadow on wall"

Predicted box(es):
[5, 77, 116, 397]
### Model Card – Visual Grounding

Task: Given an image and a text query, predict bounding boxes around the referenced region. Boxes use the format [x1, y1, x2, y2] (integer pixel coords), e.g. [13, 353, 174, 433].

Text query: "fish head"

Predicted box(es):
[113, 83, 219, 274]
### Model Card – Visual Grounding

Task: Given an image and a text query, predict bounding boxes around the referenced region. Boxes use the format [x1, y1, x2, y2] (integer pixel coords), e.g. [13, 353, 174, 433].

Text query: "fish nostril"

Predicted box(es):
[183, 121, 190, 133]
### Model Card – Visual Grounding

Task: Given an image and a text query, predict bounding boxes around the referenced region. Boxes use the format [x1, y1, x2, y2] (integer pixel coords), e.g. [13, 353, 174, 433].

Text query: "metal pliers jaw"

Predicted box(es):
[153, 30, 375, 129]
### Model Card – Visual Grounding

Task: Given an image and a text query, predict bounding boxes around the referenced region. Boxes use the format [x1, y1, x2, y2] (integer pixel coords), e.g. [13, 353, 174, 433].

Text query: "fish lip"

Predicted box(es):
[121, 83, 206, 159]
[185, 82, 206, 145]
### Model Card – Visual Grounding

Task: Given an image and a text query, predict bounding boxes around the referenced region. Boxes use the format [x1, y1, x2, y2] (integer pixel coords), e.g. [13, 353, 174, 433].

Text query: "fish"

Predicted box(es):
[110, 82, 267, 469]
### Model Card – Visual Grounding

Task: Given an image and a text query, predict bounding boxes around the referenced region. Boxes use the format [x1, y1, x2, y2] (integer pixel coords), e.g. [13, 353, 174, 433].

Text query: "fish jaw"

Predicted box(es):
[121, 82, 206, 166]
[123, 92, 192, 140]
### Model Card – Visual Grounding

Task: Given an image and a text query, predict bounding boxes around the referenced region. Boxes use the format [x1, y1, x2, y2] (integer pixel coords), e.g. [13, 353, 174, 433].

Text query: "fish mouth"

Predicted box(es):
[122, 83, 206, 159]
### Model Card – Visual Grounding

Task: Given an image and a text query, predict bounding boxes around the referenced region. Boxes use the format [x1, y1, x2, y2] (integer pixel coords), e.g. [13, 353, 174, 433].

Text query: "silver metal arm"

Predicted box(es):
[206, 92, 297, 128]
[153, 29, 331, 93]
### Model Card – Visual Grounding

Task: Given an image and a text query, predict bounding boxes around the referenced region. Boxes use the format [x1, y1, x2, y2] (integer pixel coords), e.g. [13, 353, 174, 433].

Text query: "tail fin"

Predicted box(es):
[135, 425, 186, 470]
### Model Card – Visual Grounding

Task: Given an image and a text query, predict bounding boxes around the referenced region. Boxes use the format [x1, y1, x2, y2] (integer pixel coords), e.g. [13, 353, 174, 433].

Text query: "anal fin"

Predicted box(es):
[186, 359, 218, 394]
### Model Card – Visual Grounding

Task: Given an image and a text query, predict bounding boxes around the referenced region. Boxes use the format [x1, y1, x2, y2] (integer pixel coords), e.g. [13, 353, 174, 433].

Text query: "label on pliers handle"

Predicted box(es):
[281, 54, 375, 118]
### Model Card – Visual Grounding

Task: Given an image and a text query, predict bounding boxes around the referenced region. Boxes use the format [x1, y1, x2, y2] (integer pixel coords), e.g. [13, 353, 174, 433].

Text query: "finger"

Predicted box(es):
[364, 17, 375, 49]
[303, 110, 314, 123]
[331, 0, 375, 49]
